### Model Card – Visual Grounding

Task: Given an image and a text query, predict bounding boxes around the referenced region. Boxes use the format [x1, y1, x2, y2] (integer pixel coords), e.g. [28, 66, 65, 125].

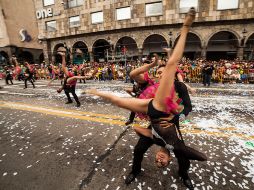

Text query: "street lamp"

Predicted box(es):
[241, 28, 247, 46]
[242, 28, 247, 38]
[168, 31, 173, 48]
[106, 37, 113, 62]
[241, 28, 248, 60]
[107, 37, 114, 50]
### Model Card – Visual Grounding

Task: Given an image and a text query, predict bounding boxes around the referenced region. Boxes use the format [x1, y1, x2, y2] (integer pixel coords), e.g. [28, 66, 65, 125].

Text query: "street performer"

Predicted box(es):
[84, 7, 207, 189]
[57, 47, 86, 107]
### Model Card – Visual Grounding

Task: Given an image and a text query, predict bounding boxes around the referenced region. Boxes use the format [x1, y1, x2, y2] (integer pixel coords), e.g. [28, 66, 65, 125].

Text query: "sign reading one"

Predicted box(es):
[36, 8, 53, 19]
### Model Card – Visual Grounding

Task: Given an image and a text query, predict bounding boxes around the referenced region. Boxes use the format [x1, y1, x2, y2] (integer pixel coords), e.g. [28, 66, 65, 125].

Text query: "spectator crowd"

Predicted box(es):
[1, 57, 254, 85]
[178, 58, 254, 84]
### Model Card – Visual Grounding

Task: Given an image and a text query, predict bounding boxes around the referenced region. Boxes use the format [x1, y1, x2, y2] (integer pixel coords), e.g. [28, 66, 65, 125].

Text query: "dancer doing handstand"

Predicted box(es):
[57, 48, 86, 107]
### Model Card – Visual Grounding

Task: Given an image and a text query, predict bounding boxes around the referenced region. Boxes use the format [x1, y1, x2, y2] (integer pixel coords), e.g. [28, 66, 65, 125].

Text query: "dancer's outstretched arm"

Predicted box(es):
[11, 57, 19, 67]
[67, 76, 86, 83]
[130, 55, 159, 83]
[84, 89, 150, 113]
[51, 64, 58, 75]
[11, 57, 22, 75]
[25, 62, 32, 71]
[153, 8, 196, 112]
[58, 52, 69, 77]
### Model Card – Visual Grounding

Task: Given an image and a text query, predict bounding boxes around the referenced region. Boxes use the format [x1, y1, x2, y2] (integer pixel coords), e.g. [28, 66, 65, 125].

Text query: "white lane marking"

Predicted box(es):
[191, 96, 254, 102]
[3, 85, 47, 89]
[1, 103, 84, 116]
[198, 87, 254, 92]
[0, 91, 36, 96]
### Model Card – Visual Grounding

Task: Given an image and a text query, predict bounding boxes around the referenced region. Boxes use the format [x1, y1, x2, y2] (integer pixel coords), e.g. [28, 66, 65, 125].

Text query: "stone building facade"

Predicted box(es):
[0, 0, 43, 65]
[35, 0, 254, 64]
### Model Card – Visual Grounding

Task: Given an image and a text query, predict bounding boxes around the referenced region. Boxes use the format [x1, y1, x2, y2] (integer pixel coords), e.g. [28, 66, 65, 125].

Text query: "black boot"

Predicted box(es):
[125, 172, 138, 185]
[179, 175, 194, 190]
[57, 88, 63, 93]
[125, 120, 133, 126]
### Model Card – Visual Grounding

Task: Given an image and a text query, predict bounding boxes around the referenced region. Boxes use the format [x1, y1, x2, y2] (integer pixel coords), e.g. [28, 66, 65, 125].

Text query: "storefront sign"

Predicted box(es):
[36, 8, 53, 19]
[19, 29, 32, 42]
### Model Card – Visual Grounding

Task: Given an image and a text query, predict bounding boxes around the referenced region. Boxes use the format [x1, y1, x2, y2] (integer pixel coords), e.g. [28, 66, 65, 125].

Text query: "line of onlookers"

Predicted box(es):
[1, 58, 254, 84]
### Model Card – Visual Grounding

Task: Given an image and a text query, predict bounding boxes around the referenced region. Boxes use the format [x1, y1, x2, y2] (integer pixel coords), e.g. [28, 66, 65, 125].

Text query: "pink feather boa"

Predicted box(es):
[137, 82, 183, 120]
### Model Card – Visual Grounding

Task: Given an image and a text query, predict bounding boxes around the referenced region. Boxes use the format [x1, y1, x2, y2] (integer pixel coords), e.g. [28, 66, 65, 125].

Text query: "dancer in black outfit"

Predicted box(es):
[58, 50, 86, 107]
[84, 8, 207, 189]
[126, 80, 197, 189]
[124, 84, 137, 125]
[11, 56, 23, 81]
[24, 62, 35, 89]
[4, 66, 13, 85]
[203, 62, 214, 86]
[63, 74, 80, 107]
[124, 56, 161, 125]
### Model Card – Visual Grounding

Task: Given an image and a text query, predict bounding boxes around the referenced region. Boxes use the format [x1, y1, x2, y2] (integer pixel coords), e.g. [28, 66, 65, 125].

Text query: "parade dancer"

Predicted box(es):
[84, 8, 207, 189]
[203, 62, 214, 86]
[24, 61, 35, 89]
[124, 86, 137, 125]
[124, 57, 159, 125]
[124, 79, 153, 125]
[4, 66, 13, 85]
[57, 49, 83, 107]
[11, 56, 23, 81]
[47, 64, 62, 86]
[79, 64, 86, 83]
[126, 62, 194, 189]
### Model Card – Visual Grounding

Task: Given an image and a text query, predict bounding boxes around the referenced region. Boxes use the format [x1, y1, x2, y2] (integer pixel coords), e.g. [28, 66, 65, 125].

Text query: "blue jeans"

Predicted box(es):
[204, 74, 211, 86]
[125, 74, 130, 83]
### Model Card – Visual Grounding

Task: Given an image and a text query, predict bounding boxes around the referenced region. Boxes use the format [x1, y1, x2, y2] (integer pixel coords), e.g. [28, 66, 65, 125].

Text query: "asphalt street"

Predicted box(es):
[0, 79, 253, 190]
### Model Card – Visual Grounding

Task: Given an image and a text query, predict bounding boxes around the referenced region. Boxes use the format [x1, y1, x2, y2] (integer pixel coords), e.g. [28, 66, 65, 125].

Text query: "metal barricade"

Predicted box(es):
[189, 67, 202, 83]
[248, 71, 254, 83]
